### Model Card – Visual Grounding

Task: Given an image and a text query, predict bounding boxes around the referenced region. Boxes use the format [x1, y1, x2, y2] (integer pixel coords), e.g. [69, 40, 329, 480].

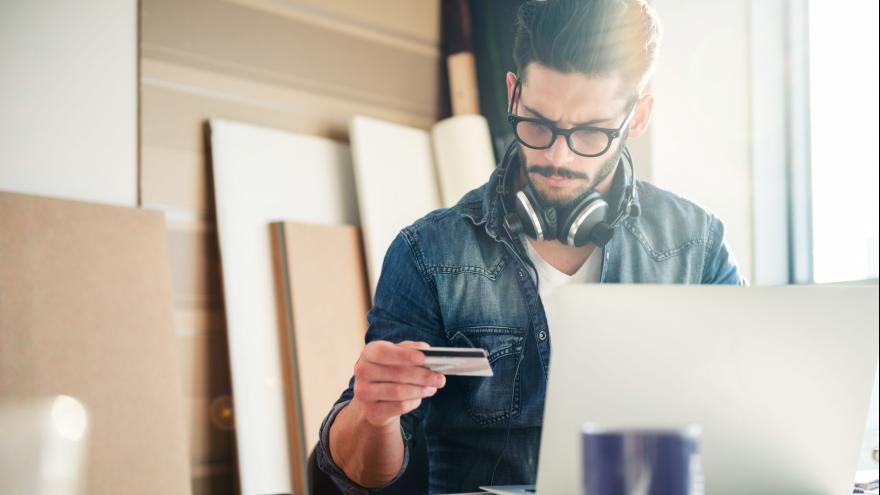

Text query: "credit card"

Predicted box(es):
[418, 347, 493, 377]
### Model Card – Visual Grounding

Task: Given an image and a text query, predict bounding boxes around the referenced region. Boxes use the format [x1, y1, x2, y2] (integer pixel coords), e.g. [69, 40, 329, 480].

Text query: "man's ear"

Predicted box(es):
[628, 93, 655, 139]
[506, 71, 518, 110]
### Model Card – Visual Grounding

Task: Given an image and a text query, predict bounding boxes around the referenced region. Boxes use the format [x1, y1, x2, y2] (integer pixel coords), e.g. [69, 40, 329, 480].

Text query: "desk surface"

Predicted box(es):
[437, 469, 880, 495]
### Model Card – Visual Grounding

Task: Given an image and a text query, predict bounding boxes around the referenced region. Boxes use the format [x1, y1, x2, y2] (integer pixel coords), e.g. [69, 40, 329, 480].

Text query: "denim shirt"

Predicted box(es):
[315, 159, 745, 494]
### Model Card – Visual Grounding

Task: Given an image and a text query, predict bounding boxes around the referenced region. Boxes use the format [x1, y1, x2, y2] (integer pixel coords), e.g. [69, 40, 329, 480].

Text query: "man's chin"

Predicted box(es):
[523, 170, 594, 208]
[534, 186, 591, 210]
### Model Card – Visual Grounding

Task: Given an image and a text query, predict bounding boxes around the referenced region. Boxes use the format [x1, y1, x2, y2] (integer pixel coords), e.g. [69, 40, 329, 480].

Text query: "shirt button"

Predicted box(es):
[538, 330, 548, 341]
[517, 269, 525, 280]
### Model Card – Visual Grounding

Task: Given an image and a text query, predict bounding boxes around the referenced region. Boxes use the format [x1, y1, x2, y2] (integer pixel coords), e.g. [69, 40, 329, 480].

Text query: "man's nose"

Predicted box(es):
[543, 134, 574, 167]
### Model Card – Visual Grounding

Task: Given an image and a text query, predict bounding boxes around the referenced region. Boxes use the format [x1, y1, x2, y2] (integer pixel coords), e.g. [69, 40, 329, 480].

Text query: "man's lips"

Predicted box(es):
[532, 171, 585, 186]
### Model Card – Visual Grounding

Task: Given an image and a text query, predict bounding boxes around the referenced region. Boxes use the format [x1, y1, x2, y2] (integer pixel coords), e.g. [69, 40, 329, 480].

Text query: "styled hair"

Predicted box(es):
[513, 0, 662, 95]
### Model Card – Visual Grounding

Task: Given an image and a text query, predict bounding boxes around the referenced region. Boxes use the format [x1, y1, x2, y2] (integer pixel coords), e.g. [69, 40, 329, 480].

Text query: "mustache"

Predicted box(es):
[527, 165, 589, 180]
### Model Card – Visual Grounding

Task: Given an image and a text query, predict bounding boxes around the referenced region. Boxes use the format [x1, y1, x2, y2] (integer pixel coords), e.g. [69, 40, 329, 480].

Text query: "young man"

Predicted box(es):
[316, 0, 744, 493]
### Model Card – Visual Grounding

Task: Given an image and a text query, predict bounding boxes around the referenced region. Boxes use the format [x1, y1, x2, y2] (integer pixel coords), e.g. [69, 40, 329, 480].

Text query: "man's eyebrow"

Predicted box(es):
[522, 104, 614, 127]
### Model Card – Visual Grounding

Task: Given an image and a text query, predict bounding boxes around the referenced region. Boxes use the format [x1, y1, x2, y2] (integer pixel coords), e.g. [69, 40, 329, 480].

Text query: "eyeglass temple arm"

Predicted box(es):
[508, 77, 522, 115]
[619, 98, 640, 131]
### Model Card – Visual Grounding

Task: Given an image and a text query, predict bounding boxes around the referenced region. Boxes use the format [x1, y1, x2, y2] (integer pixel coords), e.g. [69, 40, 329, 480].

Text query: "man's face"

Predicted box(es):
[506, 64, 652, 209]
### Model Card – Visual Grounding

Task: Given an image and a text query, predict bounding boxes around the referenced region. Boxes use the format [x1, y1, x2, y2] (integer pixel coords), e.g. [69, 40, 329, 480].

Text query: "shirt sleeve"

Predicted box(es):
[314, 228, 445, 493]
[702, 214, 748, 286]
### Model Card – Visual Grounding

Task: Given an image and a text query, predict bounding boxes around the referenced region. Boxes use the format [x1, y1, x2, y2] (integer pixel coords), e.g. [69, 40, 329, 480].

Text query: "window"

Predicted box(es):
[808, 0, 880, 283]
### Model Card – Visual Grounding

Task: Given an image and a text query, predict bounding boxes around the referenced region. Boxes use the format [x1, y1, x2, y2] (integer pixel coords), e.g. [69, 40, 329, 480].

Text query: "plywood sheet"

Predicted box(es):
[0, 191, 190, 495]
[209, 119, 358, 495]
[350, 116, 442, 296]
[271, 221, 369, 495]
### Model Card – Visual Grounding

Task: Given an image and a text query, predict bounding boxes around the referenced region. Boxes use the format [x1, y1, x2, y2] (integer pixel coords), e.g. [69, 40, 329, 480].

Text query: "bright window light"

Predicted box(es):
[809, 0, 880, 283]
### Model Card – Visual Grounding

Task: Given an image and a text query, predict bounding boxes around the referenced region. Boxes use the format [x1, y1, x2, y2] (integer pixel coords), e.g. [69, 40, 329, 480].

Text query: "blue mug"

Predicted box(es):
[581, 425, 703, 495]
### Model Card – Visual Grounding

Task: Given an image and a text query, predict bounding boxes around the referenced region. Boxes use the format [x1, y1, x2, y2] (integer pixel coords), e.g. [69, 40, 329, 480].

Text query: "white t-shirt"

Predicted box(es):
[520, 235, 603, 303]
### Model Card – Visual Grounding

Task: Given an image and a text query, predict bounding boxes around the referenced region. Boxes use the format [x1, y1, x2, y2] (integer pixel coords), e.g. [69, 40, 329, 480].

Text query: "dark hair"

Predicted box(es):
[513, 0, 662, 95]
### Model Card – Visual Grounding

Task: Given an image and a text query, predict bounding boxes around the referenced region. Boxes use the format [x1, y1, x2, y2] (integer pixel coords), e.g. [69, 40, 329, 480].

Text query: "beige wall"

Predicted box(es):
[0, 0, 137, 206]
[139, 0, 441, 492]
[649, 0, 755, 282]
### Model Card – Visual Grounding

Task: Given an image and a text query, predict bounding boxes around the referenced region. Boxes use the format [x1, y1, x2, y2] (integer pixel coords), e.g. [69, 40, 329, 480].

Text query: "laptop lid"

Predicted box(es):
[537, 285, 878, 494]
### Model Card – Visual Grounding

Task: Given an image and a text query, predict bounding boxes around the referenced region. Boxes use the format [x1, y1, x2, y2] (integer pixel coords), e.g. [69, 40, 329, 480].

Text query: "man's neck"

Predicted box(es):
[526, 236, 596, 276]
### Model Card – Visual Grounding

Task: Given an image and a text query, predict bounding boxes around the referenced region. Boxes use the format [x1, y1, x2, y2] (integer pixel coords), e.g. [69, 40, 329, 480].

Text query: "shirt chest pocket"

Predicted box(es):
[449, 326, 525, 425]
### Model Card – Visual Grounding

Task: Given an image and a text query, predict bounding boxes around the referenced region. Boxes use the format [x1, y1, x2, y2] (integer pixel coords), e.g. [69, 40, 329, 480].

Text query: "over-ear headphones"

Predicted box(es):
[496, 140, 640, 248]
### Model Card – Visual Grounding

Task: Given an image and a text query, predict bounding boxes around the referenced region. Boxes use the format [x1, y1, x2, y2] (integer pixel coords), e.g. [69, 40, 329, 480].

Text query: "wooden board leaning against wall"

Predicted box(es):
[139, 0, 441, 492]
[0, 192, 190, 495]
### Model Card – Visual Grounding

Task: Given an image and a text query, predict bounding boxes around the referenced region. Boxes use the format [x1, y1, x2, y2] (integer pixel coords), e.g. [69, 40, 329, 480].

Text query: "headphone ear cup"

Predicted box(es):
[513, 188, 549, 241]
[523, 186, 559, 241]
[559, 191, 609, 247]
[590, 222, 615, 247]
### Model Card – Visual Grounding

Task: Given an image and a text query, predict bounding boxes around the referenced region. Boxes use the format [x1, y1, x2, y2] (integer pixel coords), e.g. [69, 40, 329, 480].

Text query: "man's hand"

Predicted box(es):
[329, 341, 447, 487]
[351, 340, 447, 428]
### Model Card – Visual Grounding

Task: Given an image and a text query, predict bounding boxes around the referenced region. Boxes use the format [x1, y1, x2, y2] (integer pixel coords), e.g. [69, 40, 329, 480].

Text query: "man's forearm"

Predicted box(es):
[328, 399, 406, 488]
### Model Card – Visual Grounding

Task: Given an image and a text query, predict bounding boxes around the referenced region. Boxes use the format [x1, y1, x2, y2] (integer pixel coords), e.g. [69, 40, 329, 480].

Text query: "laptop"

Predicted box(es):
[479, 285, 878, 495]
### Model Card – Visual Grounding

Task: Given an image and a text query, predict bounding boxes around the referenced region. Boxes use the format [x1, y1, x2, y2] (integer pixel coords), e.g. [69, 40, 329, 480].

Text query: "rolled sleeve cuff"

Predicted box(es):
[315, 400, 412, 495]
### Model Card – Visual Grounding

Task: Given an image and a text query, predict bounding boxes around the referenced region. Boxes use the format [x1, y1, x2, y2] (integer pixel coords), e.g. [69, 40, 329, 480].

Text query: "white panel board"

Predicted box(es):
[431, 115, 496, 207]
[209, 119, 358, 495]
[0, 0, 136, 206]
[350, 116, 442, 295]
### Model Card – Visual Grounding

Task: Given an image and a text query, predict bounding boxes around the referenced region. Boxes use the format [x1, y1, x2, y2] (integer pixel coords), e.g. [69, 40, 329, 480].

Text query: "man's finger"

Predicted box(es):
[355, 382, 437, 402]
[356, 363, 445, 388]
[398, 340, 430, 350]
[362, 341, 426, 367]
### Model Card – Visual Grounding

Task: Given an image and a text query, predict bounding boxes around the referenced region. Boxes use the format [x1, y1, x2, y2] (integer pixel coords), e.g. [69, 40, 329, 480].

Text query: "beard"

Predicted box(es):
[519, 144, 622, 211]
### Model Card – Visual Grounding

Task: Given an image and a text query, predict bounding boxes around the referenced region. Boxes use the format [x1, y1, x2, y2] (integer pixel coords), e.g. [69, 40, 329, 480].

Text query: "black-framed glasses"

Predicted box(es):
[507, 77, 639, 158]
